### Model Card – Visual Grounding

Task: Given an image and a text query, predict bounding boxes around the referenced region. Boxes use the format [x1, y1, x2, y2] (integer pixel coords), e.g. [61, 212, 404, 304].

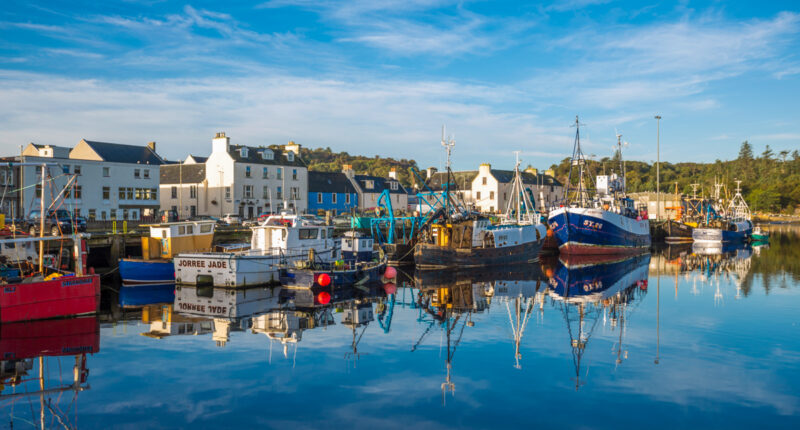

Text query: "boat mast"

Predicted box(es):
[441, 126, 455, 219]
[39, 163, 45, 272]
[566, 116, 589, 207]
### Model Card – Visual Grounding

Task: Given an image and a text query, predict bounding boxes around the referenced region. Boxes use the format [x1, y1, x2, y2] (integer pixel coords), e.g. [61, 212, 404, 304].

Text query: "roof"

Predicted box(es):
[353, 174, 407, 194]
[187, 155, 208, 163]
[308, 171, 357, 193]
[160, 164, 206, 184]
[81, 140, 164, 165]
[424, 171, 478, 192]
[228, 145, 305, 167]
[491, 169, 563, 187]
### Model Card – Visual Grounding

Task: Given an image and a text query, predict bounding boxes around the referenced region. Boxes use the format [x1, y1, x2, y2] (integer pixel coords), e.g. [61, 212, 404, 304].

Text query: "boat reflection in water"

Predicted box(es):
[544, 253, 650, 390]
[0, 316, 98, 428]
[119, 283, 175, 308]
[414, 265, 546, 403]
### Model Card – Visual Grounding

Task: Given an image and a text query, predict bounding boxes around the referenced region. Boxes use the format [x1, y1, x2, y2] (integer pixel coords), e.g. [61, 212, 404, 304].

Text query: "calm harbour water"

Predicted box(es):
[2, 226, 799, 429]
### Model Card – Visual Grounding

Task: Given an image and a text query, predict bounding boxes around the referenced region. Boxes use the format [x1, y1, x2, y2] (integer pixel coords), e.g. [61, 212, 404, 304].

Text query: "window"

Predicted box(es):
[345, 194, 350, 204]
[245, 166, 251, 177]
[291, 187, 299, 200]
[63, 165, 70, 173]
[321, 229, 326, 239]
[151, 188, 158, 200]
[390, 182, 398, 190]
[101, 211, 107, 220]
[35, 184, 42, 198]
[103, 167, 110, 177]
[287, 152, 295, 162]
[171, 205, 177, 214]
[298, 228, 318, 240]
[292, 169, 297, 180]
[490, 191, 495, 199]
[225, 187, 231, 199]
[144, 169, 150, 179]
[74, 209, 81, 217]
[317, 193, 323, 204]
[503, 192, 507, 200]
[110, 209, 117, 220]
[143, 189, 150, 200]
[119, 187, 125, 200]
[276, 186, 282, 199]
[88, 209, 96, 221]
[127, 188, 134, 200]
[332, 193, 337, 204]
[240, 147, 248, 157]
[171, 186, 177, 199]
[123, 209, 129, 220]
[135, 188, 143, 200]
[190, 185, 197, 199]
[178, 226, 185, 235]
[102, 186, 110, 200]
[243, 185, 253, 198]
[277, 168, 282, 180]
[74, 165, 81, 175]
[476, 191, 481, 200]
[482, 177, 487, 185]
[134, 169, 140, 178]
[365, 180, 374, 189]
[263, 186, 269, 199]
[186, 225, 193, 234]
[200, 224, 213, 233]
[263, 167, 268, 179]
[73, 186, 82, 199]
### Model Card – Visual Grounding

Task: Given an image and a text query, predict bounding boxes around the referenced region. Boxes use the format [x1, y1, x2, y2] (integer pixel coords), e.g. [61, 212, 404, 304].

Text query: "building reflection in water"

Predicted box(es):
[0, 316, 99, 428]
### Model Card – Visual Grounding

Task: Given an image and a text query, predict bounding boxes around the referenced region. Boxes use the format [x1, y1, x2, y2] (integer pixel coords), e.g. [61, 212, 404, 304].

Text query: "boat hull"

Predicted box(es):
[119, 259, 175, 285]
[0, 274, 100, 323]
[282, 262, 387, 288]
[414, 239, 544, 270]
[548, 207, 651, 255]
[665, 219, 694, 243]
[0, 316, 100, 359]
[692, 226, 751, 243]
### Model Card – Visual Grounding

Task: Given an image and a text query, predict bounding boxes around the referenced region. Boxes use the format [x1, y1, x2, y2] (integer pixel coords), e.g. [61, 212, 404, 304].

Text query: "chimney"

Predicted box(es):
[147, 141, 156, 153]
[545, 168, 555, 177]
[285, 140, 300, 155]
[524, 167, 537, 175]
[388, 167, 397, 180]
[212, 132, 230, 154]
[426, 167, 438, 179]
[342, 164, 354, 179]
[479, 163, 491, 175]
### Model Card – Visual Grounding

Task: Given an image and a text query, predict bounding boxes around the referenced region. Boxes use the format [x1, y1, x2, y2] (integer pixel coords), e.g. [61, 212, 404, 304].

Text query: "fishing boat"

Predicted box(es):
[751, 226, 769, 242]
[692, 180, 752, 244]
[281, 231, 392, 288]
[174, 213, 339, 287]
[415, 153, 547, 269]
[119, 220, 216, 285]
[0, 161, 100, 323]
[548, 118, 650, 255]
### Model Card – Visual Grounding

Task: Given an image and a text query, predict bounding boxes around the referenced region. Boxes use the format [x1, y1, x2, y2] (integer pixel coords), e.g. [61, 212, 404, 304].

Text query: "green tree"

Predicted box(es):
[738, 141, 754, 161]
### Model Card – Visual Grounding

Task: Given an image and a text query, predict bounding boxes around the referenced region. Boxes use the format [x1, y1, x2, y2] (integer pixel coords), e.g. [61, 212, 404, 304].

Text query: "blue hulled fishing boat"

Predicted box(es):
[692, 180, 752, 244]
[548, 117, 650, 256]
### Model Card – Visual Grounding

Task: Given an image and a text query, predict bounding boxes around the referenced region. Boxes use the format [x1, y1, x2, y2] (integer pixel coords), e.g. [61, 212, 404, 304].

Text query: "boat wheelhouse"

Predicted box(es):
[174, 214, 339, 287]
[692, 181, 752, 244]
[119, 220, 216, 285]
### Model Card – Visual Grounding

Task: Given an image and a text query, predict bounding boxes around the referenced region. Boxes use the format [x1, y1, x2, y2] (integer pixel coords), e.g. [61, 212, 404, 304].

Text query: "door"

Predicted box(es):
[248, 206, 254, 219]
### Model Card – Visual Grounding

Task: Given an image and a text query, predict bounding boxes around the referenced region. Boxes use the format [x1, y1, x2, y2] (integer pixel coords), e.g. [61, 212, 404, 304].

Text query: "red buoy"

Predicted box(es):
[316, 291, 331, 305]
[317, 273, 331, 287]
[384, 266, 397, 280]
[383, 282, 397, 295]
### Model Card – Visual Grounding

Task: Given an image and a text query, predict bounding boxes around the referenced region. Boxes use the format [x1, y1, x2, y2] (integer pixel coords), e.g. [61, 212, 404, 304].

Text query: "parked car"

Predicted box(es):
[24, 209, 87, 236]
[159, 209, 178, 223]
[222, 213, 241, 225]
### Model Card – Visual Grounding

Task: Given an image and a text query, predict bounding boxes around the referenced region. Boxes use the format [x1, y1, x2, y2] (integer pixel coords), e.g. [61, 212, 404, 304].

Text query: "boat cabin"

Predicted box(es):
[342, 231, 374, 264]
[141, 220, 216, 260]
[251, 214, 335, 257]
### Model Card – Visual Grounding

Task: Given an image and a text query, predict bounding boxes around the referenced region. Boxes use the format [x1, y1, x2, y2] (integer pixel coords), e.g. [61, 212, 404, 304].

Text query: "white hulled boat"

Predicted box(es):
[174, 213, 339, 287]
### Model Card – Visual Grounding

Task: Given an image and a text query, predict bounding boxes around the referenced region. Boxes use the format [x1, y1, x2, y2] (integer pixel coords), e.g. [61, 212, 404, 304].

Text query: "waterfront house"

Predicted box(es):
[159, 163, 207, 219]
[167, 133, 309, 219]
[471, 164, 564, 214]
[343, 165, 408, 212]
[307, 171, 358, 215]
[16, 140, 164, 221]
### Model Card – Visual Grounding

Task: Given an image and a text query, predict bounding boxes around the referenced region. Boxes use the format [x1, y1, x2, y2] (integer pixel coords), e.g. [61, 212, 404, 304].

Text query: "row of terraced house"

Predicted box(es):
[0, 131, 563, 223]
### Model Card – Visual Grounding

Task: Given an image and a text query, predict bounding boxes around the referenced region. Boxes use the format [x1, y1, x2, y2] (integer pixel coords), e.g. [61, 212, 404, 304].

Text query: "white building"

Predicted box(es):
[160, 133, 309, 219]
[17, 140, 164, 221]
[471, 164, 564, 214]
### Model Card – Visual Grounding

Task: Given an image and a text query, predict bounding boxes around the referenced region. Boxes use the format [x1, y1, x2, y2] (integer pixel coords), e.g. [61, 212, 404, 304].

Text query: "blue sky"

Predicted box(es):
[1, 1, 799, 170]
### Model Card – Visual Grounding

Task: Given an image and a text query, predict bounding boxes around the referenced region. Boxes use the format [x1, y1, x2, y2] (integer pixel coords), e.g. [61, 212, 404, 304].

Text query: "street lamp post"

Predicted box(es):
[655, 115, 661, 220]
